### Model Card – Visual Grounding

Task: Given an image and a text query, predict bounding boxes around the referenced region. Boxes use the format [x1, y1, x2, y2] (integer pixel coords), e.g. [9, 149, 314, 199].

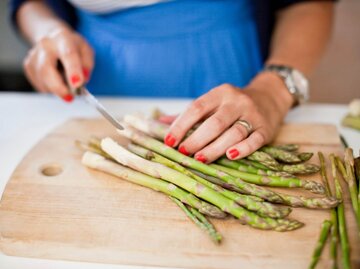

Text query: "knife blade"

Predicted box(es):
[78, 86, 124, 130]
[57, 61, 124, 130]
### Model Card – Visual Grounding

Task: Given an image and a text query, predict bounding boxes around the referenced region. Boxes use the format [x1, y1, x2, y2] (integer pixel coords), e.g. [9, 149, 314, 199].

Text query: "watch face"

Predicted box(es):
[291, 69, 309, 101]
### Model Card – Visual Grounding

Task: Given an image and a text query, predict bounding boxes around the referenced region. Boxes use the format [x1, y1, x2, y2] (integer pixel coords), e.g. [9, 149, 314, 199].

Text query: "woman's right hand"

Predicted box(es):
[23, 26, 94, 102]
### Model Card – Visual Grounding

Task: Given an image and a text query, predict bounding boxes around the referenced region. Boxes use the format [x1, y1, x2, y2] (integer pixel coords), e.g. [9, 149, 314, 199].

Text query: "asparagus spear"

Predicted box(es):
[331, 155, 351, 269]
[128, 143, 291, 219]
[170, 197, 222, 244]
[239, 159, 273, 171]
[308, 220, 332, 269]
[225, 153, 338, 209]
[297, 152, 314, 162]
[102, 137, 302, 231]
[335, 156, 347, 180]
[189, 206, 222, 242]
[124, 114, 168, 140]
[318, 152, 338, 268]
[223, 158, 294, 177]
[246, 151, 282, 171]
[275, 144, 299, 152]
[281, 163, 320, 175]
[189, 169, 265, 202]
[75, 140, 113, 159]
[329, 206, 339, 269]
[344, 148, 360, 228]
[355, 156, 360, 182]
[278, 194, 339, 209]
[239, 158, 319, 175]
[318, 152, 332, 196]
[260, 146, 302, 163]
[84, 138, 272, 211]
[337, 150, 360, 231]
[248, 151, 320, 174]
[342, 115, 360, 131]
[356, 156, 360, 220]
[213, 163, 339, 208]
[118, 124, 285, 203]
[189, 169, 247, 194]
[151, 107, 165, 121]
[82, 151, 225, 218]
[215, 159, 325, 194]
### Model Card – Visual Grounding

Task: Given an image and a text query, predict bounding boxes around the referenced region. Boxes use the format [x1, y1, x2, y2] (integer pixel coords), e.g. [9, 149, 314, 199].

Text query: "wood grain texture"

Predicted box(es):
[0, 119, 359, 269]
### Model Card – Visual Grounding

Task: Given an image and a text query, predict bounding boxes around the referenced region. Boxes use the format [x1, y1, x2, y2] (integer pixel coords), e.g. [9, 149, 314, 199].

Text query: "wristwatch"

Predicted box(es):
[263, 64, 309, 107]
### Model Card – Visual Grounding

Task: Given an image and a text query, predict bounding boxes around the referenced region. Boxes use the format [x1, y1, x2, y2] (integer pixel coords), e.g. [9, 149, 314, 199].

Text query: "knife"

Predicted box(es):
[58, 62, 124, 130]
[75, 86, 124, 130]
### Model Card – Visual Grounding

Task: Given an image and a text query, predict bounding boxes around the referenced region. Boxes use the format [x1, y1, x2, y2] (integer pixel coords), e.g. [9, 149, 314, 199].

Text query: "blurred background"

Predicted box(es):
[0, 0, 359, 103]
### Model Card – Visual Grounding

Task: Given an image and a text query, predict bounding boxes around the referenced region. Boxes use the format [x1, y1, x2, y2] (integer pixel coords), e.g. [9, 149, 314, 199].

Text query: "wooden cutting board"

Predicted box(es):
[0, 119, 359, 269]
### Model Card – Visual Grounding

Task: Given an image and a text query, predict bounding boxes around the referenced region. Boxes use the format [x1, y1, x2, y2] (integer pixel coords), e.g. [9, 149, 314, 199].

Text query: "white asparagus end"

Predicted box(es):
[100, 137, 162, 178]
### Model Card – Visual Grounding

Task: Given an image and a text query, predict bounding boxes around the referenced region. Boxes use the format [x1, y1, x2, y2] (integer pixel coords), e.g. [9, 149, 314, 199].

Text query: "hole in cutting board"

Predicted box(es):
[40, 163, 63, 177]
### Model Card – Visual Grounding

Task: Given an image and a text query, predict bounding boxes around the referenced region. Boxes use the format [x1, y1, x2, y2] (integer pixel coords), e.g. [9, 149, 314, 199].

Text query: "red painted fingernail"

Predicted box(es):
[178, 145, 189, 156]
[228, 149, 239, 159]
[164, 134, 176, 147]
[62, 94, 74, 103]
[83, 68, 90, 80]
[70, 74, 80, 86]
[195, 154, 207, 163]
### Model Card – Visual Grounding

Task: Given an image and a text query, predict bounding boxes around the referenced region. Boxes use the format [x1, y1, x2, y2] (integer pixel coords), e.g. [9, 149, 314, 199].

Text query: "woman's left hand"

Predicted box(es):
[164, 72, 294, 163]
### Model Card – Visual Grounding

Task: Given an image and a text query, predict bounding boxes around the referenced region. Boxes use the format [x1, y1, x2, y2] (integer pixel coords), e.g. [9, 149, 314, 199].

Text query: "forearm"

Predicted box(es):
[267, 1, 335, 76]
[249, 2, 335, 114]
[17, 0, 70, 44]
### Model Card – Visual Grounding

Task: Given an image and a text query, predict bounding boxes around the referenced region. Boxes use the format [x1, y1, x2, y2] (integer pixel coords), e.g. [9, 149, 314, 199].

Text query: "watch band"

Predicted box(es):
[263, 64, 309, 107]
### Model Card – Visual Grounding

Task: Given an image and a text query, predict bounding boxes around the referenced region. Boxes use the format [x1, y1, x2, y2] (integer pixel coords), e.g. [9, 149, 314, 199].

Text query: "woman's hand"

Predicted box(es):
[23, 26, 94, 102]
[164, 72, 294, 163]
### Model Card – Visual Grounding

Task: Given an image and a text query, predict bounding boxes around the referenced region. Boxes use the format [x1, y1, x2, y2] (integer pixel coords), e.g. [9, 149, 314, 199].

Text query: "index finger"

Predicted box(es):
[56, 35, 84, 89]
[165, 93, 217, 147]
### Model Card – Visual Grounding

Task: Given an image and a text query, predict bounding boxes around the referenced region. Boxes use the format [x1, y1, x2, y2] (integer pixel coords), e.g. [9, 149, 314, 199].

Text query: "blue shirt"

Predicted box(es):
[9, 0, 335, 97]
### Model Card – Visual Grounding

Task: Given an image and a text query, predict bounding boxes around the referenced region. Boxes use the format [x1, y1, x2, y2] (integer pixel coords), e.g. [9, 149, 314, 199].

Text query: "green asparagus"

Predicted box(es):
[239, 159, 273, 171]
[281, 163, 320, 175]
[278, 193, 339, 209]
[239, 157, 319, 175]
[223, 158, 294, 177]
[355, 156, 360, 182]
[189, 169, 247, 194]
[275, 144, 299, 152]
[170, 197, 222, 244]
[356, 156, 360, 222]
[102, 137, 302, 231]
[318, 152, 332, 196]
[118, 124, 285, 203]
[75, 140, 113, 159]
[128, 143, 291, 219]
[124, 114, 168, 140]
[318, 152, 338, 268]
[261, 146, 302, 163]
[335, 156, 347, 180]
[189, 206, 222, 242]
[342, 115, 360, 131]
[297, 152, 314, 162]
[246, 151, 282, 171]
[308, 220, 332, 269]
[215, 159, 325, 194]
[344, 148, 360, 229]
[82, 151, 225, 218]
[331, 155, 351, 269]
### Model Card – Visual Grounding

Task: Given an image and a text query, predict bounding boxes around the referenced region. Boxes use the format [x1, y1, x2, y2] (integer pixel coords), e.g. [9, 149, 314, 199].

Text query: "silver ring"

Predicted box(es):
[234, 119, 253, 136]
